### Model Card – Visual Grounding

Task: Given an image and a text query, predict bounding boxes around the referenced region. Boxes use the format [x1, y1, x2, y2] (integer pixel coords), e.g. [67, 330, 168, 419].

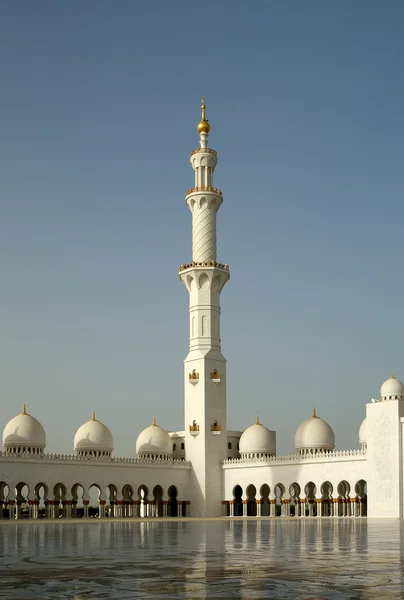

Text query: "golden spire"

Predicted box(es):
[91, 411, 97, 421]
[21, 404, 27, 415]
[201, 96, 206, 121]
[255, 415, 260, 425]
[312, 407, 318, 418]
[152, 416, 157, 426]
[392, 372, 396, 379]
[197, 96, 210, 134]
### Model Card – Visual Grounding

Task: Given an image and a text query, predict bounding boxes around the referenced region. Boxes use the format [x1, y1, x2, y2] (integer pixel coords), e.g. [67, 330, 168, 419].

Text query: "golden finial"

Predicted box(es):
[255, 415, 260, 425]
[152, 416, 157, 426]
[21, 404, 27, 415]
[312, 407, 318, 418]
[197, 96, 210, 134]
[392, 372, 396, 379]
[91, 411, 96, 421]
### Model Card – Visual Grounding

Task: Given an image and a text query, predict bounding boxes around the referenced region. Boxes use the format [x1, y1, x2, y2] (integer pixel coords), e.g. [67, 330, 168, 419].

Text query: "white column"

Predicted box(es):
[333, 499, 339, 517]
[9, 501, 16, 520]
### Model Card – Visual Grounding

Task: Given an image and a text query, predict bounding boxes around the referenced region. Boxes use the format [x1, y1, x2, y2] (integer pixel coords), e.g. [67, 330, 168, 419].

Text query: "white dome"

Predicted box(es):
[380, 373, 404, 400]
[136, 418, 172, 458]
[359, 417, 367, 445]
[239, 417, 276, 456]
[3, 405, 46, 452]
[295, 409, 335, 453]
[74, 412, 113, 455]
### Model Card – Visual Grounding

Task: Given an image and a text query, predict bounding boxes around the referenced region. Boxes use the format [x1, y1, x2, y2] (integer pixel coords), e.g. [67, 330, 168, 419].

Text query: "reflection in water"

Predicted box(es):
[0, 519, 404, 598]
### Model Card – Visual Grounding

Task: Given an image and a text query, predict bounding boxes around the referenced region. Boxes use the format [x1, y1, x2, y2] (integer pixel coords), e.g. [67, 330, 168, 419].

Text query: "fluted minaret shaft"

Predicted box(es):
[185, 102, 222, 263]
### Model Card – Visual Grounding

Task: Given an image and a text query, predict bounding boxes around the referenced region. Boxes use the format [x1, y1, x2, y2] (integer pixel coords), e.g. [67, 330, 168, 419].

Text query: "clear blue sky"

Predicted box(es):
[1, 0, 404, 455]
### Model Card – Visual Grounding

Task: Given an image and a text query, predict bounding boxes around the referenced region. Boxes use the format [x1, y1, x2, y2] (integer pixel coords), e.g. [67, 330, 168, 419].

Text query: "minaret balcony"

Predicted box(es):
[189, 422, 200, 436]
[209, 369, 221, 384]
[189, 370, 199, 384]
[210, 421, 222, 435]
[190, 148, 217, 157]
[179, 261, 229, 272]
[186, 186, 222, 197]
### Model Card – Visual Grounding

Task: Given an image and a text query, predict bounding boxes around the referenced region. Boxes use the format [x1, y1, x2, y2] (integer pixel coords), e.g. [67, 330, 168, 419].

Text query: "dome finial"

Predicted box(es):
[197, 96, 210, 134]
[312, 407, 318, 418]
[91, 411, 97, 421]
[21, 404, 27, 415]
[152, 416, 157, 426]
[201, 96, 206, 120]
[255, 415, 260, 425]
[392, 372, 396, 379]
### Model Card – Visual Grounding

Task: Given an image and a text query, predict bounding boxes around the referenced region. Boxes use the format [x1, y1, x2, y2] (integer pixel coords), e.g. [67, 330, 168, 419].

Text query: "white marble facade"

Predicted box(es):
[0, 100, 400, 519]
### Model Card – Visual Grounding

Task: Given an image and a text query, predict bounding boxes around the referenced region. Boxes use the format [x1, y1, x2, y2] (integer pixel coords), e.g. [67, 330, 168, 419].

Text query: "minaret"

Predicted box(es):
[179, 98, 230, 517]
[180, 98, 230, 517]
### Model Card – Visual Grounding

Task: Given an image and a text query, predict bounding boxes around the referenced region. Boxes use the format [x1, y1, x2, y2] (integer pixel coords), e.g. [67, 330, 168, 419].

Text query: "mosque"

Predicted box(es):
[0, 100, 402, 520]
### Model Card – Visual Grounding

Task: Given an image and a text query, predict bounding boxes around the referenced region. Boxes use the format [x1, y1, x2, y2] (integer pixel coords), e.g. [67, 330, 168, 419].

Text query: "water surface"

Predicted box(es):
[0, 519, 403, 599]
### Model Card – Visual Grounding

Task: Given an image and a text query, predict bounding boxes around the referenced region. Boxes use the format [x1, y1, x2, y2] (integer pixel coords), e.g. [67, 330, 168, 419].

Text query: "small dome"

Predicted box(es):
[295, 409, 335, 454]
[239, 417, 276, 456]
[359, 417, 367, 445]
[380, 373, 404, 400]
[3, 405, 46, 453]
[74, 412, 113, 456]
[136, 418, 172, 458]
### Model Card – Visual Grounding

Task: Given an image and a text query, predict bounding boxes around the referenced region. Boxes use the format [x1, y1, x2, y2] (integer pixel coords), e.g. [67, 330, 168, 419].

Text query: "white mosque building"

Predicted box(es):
[0, 100, 402, 520]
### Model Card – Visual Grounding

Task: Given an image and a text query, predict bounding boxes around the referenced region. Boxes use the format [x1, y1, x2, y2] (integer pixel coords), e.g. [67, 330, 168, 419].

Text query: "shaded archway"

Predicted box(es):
[71, 483, 85, 518]
[34, 482, 48, 519]
[168, 485, 178, 517]
[0, 482, 10, 519]
[53, 483, 67, 518]
[304, 481, 317, 516]
[320, 481, 333, 517]
[274, 483, 285, 517]
[355, 479, 367, 517]
[233, 485, 243, 516]
[153, 485, 163, 518]
[106, 484, 118, 517]
[289, 483, 301, 517]
[15, 482, 29, 519]
[337, 480, 351, 517]
[89, 484, 102, 518]
[122, 484, 133, 518]
[246, 484, 257, 516]
[138, 485, 149, 518]
[260, 484, 270, 516]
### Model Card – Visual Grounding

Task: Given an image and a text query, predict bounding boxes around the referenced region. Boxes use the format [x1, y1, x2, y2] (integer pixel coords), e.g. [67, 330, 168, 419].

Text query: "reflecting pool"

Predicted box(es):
[0, 519, 403, 599]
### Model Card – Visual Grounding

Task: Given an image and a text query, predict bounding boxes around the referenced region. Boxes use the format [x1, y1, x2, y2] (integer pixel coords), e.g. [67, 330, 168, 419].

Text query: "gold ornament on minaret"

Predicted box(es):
[197, 96, 210, 134]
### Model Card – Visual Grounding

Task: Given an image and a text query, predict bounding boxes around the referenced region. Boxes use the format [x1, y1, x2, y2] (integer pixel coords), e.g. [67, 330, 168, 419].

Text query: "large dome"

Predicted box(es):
[239, 417, 276, 457]
[359, 417, 367, 448]
[136, 418, 172, 459]
[74, 412, 114, 457]
[380, 373, 404, 400]
[3, 405, 46, 454]
[295, 409, 335, 455]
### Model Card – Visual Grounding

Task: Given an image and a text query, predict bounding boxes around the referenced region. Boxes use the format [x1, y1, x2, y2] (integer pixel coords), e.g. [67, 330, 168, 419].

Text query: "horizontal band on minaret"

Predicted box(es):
[179, 261, 229, 272]
[186, 186, 222, 197]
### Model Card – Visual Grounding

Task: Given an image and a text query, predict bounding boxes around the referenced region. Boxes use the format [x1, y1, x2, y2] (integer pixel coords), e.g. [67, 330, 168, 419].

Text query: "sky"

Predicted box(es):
[1, 0, 404, 455]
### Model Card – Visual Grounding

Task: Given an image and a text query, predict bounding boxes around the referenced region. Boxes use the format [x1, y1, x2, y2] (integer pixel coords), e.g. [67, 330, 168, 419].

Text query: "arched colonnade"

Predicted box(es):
[0, 481, 189, 519]
[223, 480, 367, 517]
